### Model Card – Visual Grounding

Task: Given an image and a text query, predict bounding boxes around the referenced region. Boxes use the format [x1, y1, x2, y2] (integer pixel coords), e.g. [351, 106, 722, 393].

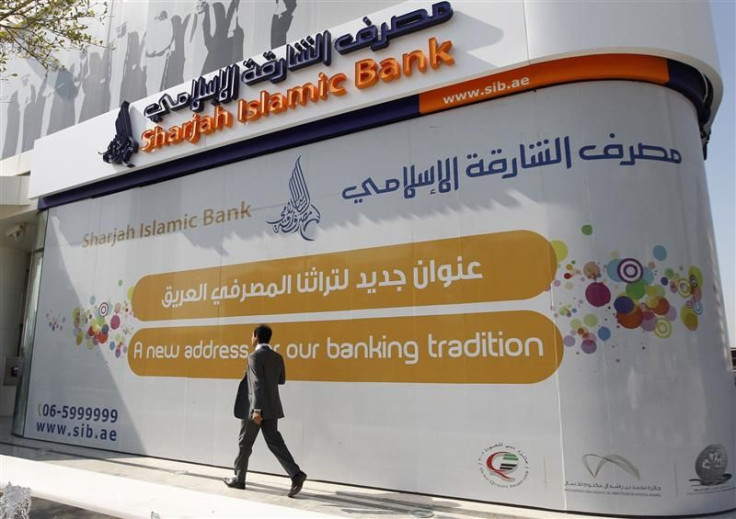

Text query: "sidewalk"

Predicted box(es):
[1, 418, 735, 519]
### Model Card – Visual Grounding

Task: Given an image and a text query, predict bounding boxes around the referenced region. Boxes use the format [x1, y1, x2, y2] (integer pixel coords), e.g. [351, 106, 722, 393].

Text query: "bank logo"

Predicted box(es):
[583, 453, 640, 479]
[268, 156, 321, 241]
[478, 443, 529, 488]
[102, 101, 138, 168]
[691, 444, 732, 487]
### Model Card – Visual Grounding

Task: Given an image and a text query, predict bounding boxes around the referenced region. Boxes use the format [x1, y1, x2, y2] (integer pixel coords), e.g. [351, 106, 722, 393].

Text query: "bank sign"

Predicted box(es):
[139, 35, 454, 152]
[141, 2, 453, 129]
[30, 0, 535, 199]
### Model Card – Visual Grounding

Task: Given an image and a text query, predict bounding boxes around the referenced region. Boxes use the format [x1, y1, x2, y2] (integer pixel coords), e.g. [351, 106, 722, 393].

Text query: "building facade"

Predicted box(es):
[0, 1, 733, 516]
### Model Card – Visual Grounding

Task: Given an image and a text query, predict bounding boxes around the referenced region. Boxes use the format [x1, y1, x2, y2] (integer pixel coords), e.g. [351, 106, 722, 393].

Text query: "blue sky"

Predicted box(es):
[708, 1, 735, 347]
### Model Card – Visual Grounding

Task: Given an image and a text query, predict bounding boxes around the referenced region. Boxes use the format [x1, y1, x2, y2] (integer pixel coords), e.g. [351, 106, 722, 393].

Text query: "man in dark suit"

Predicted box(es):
[224, 324, 307, 497]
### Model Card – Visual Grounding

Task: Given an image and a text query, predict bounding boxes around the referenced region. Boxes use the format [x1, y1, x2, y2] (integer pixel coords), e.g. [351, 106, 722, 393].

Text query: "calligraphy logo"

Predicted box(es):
[268, 157, 321, 241]
[102, 101, 138, 168]
[690, 444, 732, 487]
[583, 454, 640, 480]
[478, 443, 529, 488]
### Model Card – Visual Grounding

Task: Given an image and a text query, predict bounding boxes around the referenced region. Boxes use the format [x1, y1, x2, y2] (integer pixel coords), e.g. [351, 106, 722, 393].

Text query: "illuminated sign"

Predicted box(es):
[141, 37, 454, 152]
[139, 2, 455, 152]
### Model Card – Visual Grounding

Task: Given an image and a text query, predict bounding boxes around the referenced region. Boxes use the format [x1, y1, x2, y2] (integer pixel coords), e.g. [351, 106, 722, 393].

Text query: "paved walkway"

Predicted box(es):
[2, 455, 339, 518]
[1, 418, 735, 519]
[18, 496, 114, 518]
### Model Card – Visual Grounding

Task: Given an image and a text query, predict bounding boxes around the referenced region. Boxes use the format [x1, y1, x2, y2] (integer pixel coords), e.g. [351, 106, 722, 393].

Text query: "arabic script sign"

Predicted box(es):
[142, 2, 454, 123]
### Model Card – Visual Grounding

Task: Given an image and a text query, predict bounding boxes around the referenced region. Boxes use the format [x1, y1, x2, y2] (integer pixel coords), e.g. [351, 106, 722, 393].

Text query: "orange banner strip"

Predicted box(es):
[128, 311, 563, 384]
[419, 54, 670, 114]
[132, 231, 556, 321]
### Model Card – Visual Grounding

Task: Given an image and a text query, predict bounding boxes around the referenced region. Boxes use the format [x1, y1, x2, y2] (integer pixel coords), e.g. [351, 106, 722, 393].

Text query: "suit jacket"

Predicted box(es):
[233, 376, 249, 419]
[233, 345, 286, 420]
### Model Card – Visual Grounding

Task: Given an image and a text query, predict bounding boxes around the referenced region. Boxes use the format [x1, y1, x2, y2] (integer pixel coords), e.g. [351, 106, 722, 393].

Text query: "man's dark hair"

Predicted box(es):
[254, 324, 273, 344]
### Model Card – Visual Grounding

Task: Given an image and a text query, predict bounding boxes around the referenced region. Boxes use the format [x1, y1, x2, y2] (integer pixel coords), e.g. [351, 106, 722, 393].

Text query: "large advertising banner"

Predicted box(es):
[26, 81, 735, 515]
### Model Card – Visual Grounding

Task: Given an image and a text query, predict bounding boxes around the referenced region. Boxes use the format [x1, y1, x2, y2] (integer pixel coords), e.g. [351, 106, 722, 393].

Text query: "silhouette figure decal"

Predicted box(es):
[102, 101, 139, 168]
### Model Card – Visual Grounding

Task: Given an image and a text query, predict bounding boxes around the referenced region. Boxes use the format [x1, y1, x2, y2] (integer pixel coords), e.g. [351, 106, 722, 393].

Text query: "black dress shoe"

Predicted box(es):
[288, 471, 307, 497]
[223, 477, 245, 489]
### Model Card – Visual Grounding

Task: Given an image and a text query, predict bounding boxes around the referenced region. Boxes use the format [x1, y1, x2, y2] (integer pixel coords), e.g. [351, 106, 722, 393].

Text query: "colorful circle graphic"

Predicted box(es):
[581, 339, 597, 354]
[549, 237, 705, 354]
[585, 282, 611, 307]
[583, 262, 601, 280]
[653, 245, 667, 261]
[681, 306, 699, 331]
[617, 305, 643, 329]
[618, 258, 644, 283]
[98, 301, 111, 317]
[654, 318, 672, 338]
[614, 295, 635, 314]
[597, 327, 611, 341]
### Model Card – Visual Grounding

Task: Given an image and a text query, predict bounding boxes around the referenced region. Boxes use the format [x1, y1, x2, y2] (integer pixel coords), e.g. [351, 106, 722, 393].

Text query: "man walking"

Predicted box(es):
[224, 324, 307, 497]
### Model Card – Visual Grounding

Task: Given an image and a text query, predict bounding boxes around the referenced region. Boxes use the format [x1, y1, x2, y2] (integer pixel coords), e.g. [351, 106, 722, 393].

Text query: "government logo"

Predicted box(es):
[691, 444, 732, 487]
[478, 443, 529, 488]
